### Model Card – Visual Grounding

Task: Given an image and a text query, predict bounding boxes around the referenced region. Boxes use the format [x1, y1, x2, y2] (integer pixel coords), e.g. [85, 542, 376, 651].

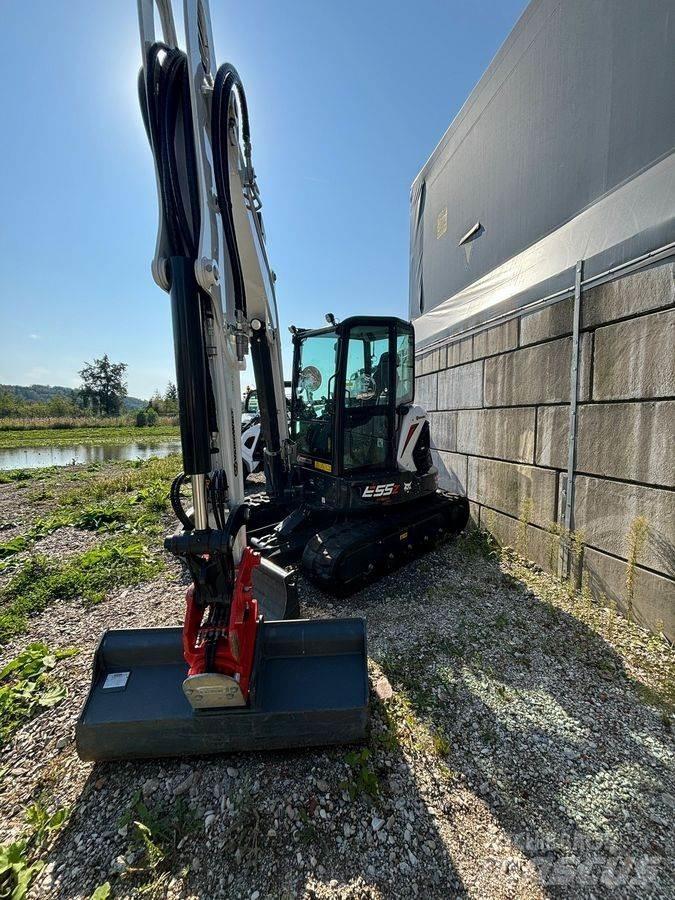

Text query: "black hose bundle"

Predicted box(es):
[208, 469, 229, 531]
[211, 63, 250, 316]
[138, 43, 201, 259]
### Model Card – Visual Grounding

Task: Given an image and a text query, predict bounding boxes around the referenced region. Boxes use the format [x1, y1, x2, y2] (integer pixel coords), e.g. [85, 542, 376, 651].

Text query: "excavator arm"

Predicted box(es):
[137, 0, 289, 531]
[136, 0, 294, 705]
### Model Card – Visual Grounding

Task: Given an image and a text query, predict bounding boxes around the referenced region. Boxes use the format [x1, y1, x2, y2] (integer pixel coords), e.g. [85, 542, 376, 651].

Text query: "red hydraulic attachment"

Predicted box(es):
[182, 547, 261, 702]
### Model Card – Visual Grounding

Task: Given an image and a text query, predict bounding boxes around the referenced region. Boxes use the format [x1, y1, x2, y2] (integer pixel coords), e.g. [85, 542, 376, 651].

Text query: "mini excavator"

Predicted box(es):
[76, 0, 467, 762]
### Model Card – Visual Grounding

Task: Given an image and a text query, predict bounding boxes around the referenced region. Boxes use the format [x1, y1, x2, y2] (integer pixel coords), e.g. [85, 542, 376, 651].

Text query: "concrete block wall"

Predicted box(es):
[416, 260, 675, 640]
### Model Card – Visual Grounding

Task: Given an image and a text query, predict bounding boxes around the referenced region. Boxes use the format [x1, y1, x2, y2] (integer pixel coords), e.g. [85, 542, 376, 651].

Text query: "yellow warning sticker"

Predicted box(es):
[314, 460, 332, 473]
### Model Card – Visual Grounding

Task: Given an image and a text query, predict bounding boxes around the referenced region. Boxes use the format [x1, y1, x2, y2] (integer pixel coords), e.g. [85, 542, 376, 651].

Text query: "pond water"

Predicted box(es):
[0, 440, 183, 471]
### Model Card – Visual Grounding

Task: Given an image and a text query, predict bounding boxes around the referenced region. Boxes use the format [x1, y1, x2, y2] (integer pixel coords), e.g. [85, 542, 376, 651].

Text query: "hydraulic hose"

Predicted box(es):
[138, 43, 200, 259]
[139, 44, 216, 477]
[211, 63, 250, 316]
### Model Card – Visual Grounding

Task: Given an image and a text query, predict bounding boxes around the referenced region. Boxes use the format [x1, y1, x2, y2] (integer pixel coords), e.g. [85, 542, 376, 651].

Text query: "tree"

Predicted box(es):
[163, 381, 178, 414]
[78, 355, 128, 417]
[0, 390, 20, 418]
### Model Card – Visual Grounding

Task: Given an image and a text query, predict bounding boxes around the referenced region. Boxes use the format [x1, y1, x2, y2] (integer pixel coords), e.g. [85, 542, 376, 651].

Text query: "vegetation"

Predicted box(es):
[340, 748, 380, 800]
[625, 515, 649, 621]
[0, 800, 70, 899]
[0, 423, 178, 449]
[0, 455, 179, 641]
[0, 384, 146, 419]
[0, 643, 77, 745]
[78, 355, 128, 417]
[0, 374, 177, 423]
[120, 793, 198, 878]
[0, 541, 163, 644]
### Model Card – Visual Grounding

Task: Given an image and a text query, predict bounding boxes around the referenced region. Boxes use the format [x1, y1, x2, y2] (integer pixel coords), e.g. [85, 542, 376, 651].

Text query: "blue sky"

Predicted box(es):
[0, 1, 525, 398]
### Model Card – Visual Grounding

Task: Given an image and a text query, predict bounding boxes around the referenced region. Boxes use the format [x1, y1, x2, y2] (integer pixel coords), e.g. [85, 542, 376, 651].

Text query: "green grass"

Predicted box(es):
[0, 540, 163, 644]
[0, 424, 179, 450]
[0, 455, 180, 565]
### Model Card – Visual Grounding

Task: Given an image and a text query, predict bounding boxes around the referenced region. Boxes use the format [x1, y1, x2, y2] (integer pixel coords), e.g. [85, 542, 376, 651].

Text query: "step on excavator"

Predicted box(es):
[76, 0, 468, 762]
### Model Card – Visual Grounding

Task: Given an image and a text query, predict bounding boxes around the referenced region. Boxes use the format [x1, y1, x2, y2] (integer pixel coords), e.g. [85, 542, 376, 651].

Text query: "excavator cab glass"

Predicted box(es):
[291, 317, 415, 476]
[292, 329, 338, 464]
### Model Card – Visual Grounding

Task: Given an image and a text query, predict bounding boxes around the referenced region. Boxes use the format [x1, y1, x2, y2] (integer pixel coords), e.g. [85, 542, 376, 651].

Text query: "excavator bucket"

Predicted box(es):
[76, 617, 368, 761]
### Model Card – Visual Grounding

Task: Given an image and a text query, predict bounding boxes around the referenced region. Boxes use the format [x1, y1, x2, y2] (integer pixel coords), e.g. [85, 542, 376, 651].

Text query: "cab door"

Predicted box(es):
[340, 322, 395, 474]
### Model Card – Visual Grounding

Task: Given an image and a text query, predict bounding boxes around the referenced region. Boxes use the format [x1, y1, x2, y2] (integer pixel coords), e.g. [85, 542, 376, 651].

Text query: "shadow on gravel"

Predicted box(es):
[47, 735, 469, 899]
[370, 537, 674, 898]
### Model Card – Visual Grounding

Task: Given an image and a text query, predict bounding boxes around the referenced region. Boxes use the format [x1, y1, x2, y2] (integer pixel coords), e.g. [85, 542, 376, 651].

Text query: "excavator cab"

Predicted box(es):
[287, 316, 440, 516]
[291, 316, 415, 477]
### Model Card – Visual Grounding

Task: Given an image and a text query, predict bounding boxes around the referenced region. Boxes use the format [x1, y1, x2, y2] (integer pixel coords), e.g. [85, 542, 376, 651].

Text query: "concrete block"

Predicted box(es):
[582, 261, 674, 330]
[467, 457, 558, 528]
[472, 319, 518, 359]
[437, 360, 483, 410]
[432, 450, 467, 495]
[535, 404, 568, 469]
[415, 372, 437, 411]
[536, 401, 675, 486]
[484, 334, 591, 407]
[446, 338, 473, 367]
[479, 507, 555, 573]
[573, 476, 675, 578]
[583, 546, 674, 642]
[592, 308, 675, 401]
[456, 407, 535, 464]
[428, 411, 456, 453]
[417, 348, 441, 375]
[468, 501, 480, 527]
[577, 401, 674, 485]
[520, 298, 574, 346]
[417, 351, 430, 375]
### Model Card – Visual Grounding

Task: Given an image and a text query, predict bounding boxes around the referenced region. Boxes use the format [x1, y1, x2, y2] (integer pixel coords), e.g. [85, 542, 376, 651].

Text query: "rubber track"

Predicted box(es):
[301, 491, 469, 592]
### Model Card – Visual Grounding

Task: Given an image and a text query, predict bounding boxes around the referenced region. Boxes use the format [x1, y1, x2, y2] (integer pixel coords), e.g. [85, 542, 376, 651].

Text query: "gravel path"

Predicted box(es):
[0, 474, 673, 899]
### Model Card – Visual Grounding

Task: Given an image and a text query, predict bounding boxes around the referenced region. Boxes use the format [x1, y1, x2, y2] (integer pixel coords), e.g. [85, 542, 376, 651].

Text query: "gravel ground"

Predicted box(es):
[1, 469, 673, 900]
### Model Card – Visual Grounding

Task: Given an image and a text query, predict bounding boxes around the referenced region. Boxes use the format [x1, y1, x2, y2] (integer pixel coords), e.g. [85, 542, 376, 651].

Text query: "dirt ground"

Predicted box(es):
[1, 463, 673, 899]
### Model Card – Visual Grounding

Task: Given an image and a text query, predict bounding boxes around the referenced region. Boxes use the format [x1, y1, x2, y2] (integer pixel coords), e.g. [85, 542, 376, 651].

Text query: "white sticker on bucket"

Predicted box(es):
[103, 672, 130, 690]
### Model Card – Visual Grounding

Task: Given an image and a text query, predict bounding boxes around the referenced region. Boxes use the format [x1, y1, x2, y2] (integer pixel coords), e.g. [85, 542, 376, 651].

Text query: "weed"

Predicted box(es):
[625, 516, 649, 621]
[90, 884, 111, 900]
[25, 799, 70, 849]
[517, 497, 533, 556]
[494, 613, 508, 631]
[0, 801, 70, 899]
[569, 529, 584, 584]
[0, 642, 77, 744]
[296, 810, 319, 847]
[431, 731, 451, 757]
[0, 839, 43, 899]
[121, 793, 198, 875]
[0, 535, 30, 560]
[341, 748, 379, 800]
[220, 789, 268, 869]
[547, 522, 562, 575]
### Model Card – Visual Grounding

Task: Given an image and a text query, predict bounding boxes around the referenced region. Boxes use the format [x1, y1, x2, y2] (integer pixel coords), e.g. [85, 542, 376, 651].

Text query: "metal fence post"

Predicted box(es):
[559, 259, 583, 578]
